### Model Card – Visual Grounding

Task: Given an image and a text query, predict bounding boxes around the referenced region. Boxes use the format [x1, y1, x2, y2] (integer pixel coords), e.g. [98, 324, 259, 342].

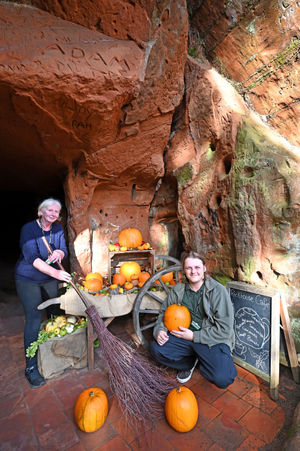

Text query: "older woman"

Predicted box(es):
[15, 198, 72, 388]
[150, 250, 237, 388]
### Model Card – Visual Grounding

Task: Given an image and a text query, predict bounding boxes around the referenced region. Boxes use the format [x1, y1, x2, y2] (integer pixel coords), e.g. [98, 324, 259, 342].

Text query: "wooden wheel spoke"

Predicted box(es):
[144, 291, 164, 303]
[140, 321, 157, 331]
[139, 308, 160, 314]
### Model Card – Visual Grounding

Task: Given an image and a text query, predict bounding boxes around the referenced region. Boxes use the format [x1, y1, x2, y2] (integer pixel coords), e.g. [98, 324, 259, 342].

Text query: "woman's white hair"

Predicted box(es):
[37, 198, 62, 218]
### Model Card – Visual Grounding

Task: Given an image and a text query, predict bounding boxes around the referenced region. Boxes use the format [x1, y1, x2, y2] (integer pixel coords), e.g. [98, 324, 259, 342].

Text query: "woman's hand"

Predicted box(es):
[47, 249, 64, 264]
[170, 326, 193, 341]
[56, 270, 72, 283]
[156, 330, 169, 346]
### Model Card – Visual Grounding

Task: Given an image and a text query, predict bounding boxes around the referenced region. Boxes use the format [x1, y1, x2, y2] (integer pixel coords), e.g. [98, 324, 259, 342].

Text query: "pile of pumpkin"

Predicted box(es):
[79, 261, 176, 297]
[75, 384, 198, 434]
[108, 227, 151, 252]
[74, 302, 198, 434]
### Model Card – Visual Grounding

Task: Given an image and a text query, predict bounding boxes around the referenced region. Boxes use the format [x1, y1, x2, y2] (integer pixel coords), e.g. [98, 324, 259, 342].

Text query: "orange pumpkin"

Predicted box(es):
[85, 272, 103, 284]
[164, 304, 191, 331]
[109, 284, 118, 289]
[160, 272, 174, 283]
[124, 281, 134, 290]
[74, 387, 108, 433]
[84, 278, 103, 291]
[120, 261, 141, 281]
[165, 386, 198, 432]
[112, 273, 126, 286]
[138, 272, 151, 287]
[118, 228, 143, 249]
[169, 279, 176, 286]
[130, 273, 140, 281]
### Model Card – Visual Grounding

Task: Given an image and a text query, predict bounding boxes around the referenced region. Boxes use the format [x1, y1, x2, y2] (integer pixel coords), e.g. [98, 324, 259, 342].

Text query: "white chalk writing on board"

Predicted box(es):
[234, 306, 270, 372]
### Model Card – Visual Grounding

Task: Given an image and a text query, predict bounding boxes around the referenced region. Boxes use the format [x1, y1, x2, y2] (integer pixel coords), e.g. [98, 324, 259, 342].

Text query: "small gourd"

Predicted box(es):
[124, 281, 134, 290]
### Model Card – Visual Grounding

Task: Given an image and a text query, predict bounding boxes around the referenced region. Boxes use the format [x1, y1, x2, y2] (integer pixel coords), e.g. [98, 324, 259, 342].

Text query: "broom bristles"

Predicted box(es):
[86, 305, 175, 425]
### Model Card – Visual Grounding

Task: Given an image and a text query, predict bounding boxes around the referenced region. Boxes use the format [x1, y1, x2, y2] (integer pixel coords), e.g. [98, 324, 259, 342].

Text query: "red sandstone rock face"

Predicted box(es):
[0, 1, 299, 308]
[162, 56, 300, 303]
[188, 0, 300, 147]
[0, 1, 188, 275]
[26, 0, 153, 42]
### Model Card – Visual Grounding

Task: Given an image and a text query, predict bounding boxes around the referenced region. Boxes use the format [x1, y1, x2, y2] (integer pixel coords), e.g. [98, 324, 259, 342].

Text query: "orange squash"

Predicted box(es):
[120, 261, 141, 281]
[124, 281, 134, 290]
[84, 278, 103, 291]
[118, 228, 143, 249]
[138, 272, 151, 287]
[165, 386, 198, 432]
[160, 272, 174, 283]
[112, 273, 126, 286]
[109, 284, 118, 289]
[85, 272, 103, 284]
[74, 387, 108, 433]
[164, 304, 191, 331]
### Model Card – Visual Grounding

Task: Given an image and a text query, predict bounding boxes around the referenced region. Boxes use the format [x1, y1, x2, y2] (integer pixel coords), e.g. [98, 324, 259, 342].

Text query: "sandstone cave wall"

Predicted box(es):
[0, 1, 299, 311]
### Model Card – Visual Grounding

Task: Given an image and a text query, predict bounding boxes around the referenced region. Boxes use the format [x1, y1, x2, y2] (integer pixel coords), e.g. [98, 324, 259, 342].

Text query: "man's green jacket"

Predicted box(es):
[153, 278, 235, 351]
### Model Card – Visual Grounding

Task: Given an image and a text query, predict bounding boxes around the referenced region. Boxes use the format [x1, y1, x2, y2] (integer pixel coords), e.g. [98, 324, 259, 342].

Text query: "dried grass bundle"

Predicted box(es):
[86, 305, 175, 425]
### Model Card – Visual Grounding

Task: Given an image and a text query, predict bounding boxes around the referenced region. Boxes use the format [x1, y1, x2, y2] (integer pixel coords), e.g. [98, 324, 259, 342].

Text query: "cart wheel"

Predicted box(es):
[133, 262, 182, 350]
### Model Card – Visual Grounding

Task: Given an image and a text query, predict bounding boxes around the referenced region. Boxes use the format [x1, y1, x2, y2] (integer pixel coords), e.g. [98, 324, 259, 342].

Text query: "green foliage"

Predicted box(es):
[188, 47, 198, 59]
[243, 257, 255, 281]
[26, 330, 51, 358]
[243, 37, 300, 92]
[214, 274, 232, 286]
[175, 163, 193, 188]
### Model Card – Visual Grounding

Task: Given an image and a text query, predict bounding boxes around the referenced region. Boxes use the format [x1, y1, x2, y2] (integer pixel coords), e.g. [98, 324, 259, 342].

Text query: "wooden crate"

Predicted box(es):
[108, 249, 155, 283]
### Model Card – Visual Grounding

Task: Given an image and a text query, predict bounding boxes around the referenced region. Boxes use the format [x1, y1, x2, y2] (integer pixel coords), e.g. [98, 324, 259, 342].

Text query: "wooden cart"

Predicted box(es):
[38, 255, 182, 370]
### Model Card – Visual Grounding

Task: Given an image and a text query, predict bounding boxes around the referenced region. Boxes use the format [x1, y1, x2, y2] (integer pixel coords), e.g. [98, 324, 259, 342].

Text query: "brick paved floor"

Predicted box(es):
[0, 282, 299, 451]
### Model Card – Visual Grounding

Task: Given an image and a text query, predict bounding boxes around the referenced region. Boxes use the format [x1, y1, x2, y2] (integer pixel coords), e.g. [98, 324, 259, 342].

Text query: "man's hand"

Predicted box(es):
[156, 330, 169, 346]
[170, 326, 193, 341]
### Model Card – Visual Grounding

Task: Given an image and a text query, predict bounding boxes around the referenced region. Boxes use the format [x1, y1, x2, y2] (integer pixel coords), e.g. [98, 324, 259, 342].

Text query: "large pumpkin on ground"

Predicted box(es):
[118, 228, 143, 249]
[164, 304, 191, 331]
[74, 387, 108, 433]
[120, 261, 141, 281]
[165, 386, 198, 432]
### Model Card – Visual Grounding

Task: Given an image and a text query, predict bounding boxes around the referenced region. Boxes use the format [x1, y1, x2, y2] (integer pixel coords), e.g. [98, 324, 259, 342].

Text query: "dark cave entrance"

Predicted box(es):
[0, 188, 67, 294]
[0, 189, 66, 263]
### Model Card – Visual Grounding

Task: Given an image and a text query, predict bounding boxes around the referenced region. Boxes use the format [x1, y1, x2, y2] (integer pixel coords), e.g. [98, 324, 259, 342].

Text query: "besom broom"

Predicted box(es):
[41, 237, 175, 425]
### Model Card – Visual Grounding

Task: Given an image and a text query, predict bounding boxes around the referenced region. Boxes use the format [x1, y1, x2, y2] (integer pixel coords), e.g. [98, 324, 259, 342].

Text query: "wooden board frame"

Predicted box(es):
[226, 281, 280, 400]
[108, 249, 155, 283]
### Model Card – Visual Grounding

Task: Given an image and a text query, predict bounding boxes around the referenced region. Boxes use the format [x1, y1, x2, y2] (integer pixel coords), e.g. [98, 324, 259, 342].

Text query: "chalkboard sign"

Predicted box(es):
[226, 281, 280, 400]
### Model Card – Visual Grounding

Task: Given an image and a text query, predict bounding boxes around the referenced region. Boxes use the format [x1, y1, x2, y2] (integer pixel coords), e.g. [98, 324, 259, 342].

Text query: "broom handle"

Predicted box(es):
[41, 236, 90, 309]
